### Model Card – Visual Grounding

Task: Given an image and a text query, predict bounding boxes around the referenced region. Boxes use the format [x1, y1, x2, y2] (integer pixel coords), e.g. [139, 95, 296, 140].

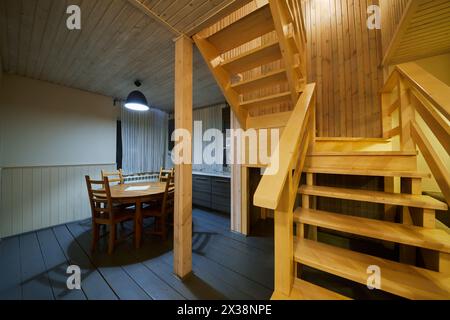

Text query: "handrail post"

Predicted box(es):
[382, 91, 394, 138]
[398, 78, 415, 151]
[273, 176, 294, 296]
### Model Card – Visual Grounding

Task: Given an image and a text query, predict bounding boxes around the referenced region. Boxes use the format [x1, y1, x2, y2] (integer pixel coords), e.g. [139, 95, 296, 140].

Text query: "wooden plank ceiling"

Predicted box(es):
[0, 0, 244, 111]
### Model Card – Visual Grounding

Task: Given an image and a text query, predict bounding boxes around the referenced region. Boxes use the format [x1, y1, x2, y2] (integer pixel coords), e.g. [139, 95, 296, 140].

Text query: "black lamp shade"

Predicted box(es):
[124, 90, 149, 111]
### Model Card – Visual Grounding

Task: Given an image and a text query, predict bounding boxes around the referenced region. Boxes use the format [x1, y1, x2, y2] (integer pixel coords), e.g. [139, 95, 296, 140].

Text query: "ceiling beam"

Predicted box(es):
[126, 0, 182, 36]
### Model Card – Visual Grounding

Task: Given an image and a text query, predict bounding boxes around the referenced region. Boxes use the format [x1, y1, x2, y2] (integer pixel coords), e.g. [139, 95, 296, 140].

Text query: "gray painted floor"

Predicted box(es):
[0, 209, 274, 300]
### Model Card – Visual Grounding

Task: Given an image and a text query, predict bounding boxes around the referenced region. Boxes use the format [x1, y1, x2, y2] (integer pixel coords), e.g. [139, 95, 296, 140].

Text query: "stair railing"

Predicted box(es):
[254, 83, 316, 296]
[381, 62, 450, 205]
[269, 0, 307, 96]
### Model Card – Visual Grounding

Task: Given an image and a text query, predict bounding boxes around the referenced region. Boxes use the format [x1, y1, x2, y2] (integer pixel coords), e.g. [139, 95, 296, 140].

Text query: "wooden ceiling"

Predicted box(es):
[0, 0, 245, 111]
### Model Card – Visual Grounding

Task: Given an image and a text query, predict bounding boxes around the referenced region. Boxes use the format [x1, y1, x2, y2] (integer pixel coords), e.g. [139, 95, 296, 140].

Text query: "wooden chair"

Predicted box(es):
[159, 167, 174, 182]
[85, 176, 135, 255]
[101, 169, 124, 185]
[142, 176, 174, 240]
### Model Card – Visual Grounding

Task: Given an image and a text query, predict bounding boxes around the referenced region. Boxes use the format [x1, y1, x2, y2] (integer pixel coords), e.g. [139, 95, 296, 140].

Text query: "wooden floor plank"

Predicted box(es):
[36, 229, 87, 300]
[52, 225, 118, 300]
[142, 257, 227, 300]
[122, 262, 185, 300]
[192, 220, 273, 289]
[193, 209, 274, 252]
[19, 233, 54, 300]
[161, 252, 253, 300]
[192, 252, 272, 300]
[66, 221, 151, 300]
[0, 237, 22, 299]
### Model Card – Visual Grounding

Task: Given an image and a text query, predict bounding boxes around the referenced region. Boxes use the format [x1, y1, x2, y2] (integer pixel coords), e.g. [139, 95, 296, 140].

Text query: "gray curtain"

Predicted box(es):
[192, 104, 224, 172]
[121, 107, 168, 175]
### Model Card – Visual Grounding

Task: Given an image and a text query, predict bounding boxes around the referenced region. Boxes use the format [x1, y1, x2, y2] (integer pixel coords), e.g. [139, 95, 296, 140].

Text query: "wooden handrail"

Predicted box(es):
[254, 83, 316, 210]
[382, 62, 450, 205]
[411, 121, 450, 205]
[396, 62, 450, 121]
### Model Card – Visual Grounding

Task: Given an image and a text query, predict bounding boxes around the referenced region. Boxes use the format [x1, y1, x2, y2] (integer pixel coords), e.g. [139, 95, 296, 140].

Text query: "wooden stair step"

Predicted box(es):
[294, 238, 450, 300]
[221, 40, 282, 75]
[308, 151, 418, 156]
[303, 167, 431, 178]
[271, 279, 351, 300]
[298, 185, 448, 211]
[246, 111, 291, 129]
[294, 208, 450, 253]
[315, 137, 392, 143]
[231, 68, 288, 94]
[241, 92, 291, 109]
[208, 4, 275, 53]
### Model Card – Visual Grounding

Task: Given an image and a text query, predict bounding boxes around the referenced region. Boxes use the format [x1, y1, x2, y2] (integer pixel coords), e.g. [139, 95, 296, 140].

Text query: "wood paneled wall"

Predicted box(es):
[0, 164, 115, 239]
[303, 0, 384, 137]
[379, 0, 410, 56]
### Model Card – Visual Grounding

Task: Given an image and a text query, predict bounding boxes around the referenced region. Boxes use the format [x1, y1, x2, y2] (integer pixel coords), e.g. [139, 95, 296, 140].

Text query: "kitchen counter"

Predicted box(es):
[192, 171, 231, 179]
[192, 172, 231, 214]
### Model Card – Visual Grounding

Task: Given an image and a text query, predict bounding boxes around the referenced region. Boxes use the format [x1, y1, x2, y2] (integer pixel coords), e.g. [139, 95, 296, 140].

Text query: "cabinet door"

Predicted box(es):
[193, 175, 211, 207]
[211, 178, 231, 197]
[211, 178, 231, 213]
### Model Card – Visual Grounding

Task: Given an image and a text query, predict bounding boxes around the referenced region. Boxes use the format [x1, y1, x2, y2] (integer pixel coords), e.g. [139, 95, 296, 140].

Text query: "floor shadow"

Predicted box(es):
[67, 219, 174, 268]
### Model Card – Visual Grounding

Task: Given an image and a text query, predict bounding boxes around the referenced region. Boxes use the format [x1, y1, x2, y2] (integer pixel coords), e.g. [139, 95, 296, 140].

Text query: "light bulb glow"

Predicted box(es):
[124, 103, 149, 111]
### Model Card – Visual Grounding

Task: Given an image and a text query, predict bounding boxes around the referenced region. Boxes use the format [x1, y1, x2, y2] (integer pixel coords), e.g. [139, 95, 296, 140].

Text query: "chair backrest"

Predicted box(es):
[161, 175, 175, 216]
[85, 176, 114, 221]
[101, 169, 124, 184]
[159, 167, 174, 182]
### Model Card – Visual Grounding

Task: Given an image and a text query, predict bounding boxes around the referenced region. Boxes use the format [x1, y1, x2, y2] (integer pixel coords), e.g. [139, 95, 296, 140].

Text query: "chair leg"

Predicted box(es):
[161, 216, 167, 240]
[91, 223, 100, 253]
[108, 224, 116, 255]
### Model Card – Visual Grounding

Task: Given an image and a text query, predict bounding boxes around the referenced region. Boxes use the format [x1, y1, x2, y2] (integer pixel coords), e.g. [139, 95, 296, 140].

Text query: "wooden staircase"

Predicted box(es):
[194, 0, 306, 130]
[194, 0, 450, 300]
[273, 139, 450, 300]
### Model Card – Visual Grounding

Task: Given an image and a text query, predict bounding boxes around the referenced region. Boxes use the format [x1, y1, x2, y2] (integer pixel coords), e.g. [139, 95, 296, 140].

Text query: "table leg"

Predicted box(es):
[135, 199, 142, 248]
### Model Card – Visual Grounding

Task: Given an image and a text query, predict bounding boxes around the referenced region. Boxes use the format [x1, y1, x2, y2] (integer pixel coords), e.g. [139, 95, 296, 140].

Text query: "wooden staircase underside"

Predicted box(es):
[194, 0, 306, 130]
[383, 0, 450, 65]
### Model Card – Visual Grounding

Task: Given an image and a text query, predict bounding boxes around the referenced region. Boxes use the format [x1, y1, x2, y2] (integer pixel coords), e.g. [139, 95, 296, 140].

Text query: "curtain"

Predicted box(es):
[121, 107, 168, 175]
[192, 104, 224, 172]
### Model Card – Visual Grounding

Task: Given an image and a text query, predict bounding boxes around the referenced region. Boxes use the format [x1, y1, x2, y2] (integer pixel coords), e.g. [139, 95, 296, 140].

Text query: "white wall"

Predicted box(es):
[0, 75, 118, 238]
[415, 53, 450, 86]
[0, 75, 117, 167]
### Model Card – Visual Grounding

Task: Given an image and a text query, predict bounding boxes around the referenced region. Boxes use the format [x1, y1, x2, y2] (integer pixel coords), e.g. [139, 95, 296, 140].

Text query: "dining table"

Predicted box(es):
[109, 181, 167, 248]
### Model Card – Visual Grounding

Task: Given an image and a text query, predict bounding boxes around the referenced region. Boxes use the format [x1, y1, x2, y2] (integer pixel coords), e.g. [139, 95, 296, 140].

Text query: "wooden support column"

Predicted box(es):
[274, 179, 294, 296]
[174, 35, 193, 279]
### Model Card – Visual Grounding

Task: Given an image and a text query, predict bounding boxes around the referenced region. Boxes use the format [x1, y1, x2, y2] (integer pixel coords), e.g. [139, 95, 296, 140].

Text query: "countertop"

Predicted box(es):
[192, 171, 231, 179]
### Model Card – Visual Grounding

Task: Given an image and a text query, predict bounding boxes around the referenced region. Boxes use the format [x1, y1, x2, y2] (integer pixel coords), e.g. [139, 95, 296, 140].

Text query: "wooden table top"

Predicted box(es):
[109, 182, 166, 200]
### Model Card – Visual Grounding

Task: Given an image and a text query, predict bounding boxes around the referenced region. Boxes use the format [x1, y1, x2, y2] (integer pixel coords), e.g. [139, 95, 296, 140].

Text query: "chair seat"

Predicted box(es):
[95, 207, 135, 224]
[142, 206, 165, 218]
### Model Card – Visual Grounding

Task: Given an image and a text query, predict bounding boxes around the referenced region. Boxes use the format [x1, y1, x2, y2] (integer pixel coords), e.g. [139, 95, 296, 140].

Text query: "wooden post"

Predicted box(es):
[274, 180, 294, 296]
[398, 79, 415, 151]
[302, 173, 317, 240]
[173, 35, 193, 279]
